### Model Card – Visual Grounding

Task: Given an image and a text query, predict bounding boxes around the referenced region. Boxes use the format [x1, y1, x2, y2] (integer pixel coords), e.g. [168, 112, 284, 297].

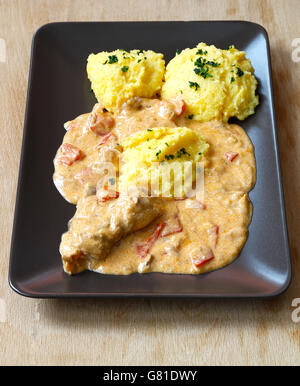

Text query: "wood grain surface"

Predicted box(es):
[0, 0, 299, 366]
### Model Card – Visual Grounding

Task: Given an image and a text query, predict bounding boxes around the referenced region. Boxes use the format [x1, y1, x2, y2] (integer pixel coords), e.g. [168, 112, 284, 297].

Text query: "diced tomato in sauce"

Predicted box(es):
[192, 249, 215, 268]
[90, 113, 115, 136]
[224, 151, 239, 162]
[95, 133, 113, 149]
[136, 221, 166, 259]
[161, 215, 183, 237]
[211, 225, 219, 248]
[97, 188, 119, 203]
[57, 143, 84, 166]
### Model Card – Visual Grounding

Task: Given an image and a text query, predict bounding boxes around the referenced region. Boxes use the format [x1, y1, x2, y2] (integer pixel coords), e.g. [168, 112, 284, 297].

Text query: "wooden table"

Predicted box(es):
[0, 0, 299, 365]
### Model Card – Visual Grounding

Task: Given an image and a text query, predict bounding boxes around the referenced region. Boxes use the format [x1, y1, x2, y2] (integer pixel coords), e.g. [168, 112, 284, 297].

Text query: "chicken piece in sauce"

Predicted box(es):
[60, 195, 161, 274]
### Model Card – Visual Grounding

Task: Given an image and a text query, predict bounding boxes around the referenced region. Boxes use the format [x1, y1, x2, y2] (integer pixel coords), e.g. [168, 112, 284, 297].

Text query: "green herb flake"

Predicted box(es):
[165, 142, 169, 147]
[188, 114, 194, 119]
[165, 154, 175, 160]
[231, 77, 235, 83]
[189, 81, 200, 90]
[180, 147, 191, 156]
[147, 129, 153, 132]
[108, 55, 118, 64]
[236, 67, 244, 77]
[121, 66, 129, 72]
[137, 49, 144, 55]
[206, 60, 220, 67]
[176, 49, 182, 55]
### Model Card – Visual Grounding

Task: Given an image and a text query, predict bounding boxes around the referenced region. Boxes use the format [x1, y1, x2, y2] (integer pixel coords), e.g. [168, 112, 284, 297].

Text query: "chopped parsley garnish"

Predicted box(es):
[194, 67, 212, 78]
[156, 150, 162, 159]
[165, 142, 169, 147]
[103, 60, 108, 64]
[147, 129, 153, 132]
[189, 81, 200, 90]
[180, 147, 191, 156]
[179, 90, 183, 94]
[108, 55, 118, 64]
[137, 59, 142, 63]
[206, 60, 220, 67]
[90, 88, 94, 93]
[188, 114, 194, 119]
[198, 152, 202, 155]
[231, 77, 235, 83]
[193, 56, 219, 79]
[109, 177, 115, 185]
[137, 49, 144, 55]
[227, 45, 234, 50]
[165, 154, 175, 160]
[236, 67, 244, 77]
[164, 148, 191, 161]
[146, 138, 150, 141]
[196, 49, 207, 55]
[176, 49, 182, 55]
[121, 66, 129, 72]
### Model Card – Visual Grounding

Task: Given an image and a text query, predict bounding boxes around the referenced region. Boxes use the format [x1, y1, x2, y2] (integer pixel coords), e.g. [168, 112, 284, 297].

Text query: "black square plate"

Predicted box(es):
[9, 21, 291, 298]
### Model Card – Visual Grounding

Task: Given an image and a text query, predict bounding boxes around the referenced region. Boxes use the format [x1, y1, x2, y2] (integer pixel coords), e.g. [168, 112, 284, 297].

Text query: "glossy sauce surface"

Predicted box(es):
[53, 98, 256, 275]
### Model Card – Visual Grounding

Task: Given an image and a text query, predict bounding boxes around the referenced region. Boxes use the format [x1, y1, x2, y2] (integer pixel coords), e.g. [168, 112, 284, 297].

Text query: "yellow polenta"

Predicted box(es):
[162, 42, 259, 122]
[87, 49, 165, 112]
[120, 127, 209, 197]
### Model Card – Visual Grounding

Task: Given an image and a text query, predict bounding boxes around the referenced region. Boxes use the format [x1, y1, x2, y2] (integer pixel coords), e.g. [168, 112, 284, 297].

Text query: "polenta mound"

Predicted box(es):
[87, 49, 165, 112]
[120, 127, 209, 197]
[161, 42, 259, 122]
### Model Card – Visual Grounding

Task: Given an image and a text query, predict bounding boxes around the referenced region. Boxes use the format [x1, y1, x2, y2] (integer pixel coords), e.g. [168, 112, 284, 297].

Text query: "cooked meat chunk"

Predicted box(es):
[60, 195, 161, 274]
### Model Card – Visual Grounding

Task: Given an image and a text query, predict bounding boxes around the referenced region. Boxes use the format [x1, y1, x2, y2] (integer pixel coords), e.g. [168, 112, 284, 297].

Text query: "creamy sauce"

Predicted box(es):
[53, 98, 256, 275]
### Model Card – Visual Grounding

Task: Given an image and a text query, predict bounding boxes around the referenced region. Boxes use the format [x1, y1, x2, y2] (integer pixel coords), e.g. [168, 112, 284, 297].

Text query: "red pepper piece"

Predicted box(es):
[95, 132, 113, 148]
[57, 143, 84, 166]
[192, 249, 214, 268]
[136, 221, 166, 259]
[224, 151, 239, 162]
[161, 215, 183, 237]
